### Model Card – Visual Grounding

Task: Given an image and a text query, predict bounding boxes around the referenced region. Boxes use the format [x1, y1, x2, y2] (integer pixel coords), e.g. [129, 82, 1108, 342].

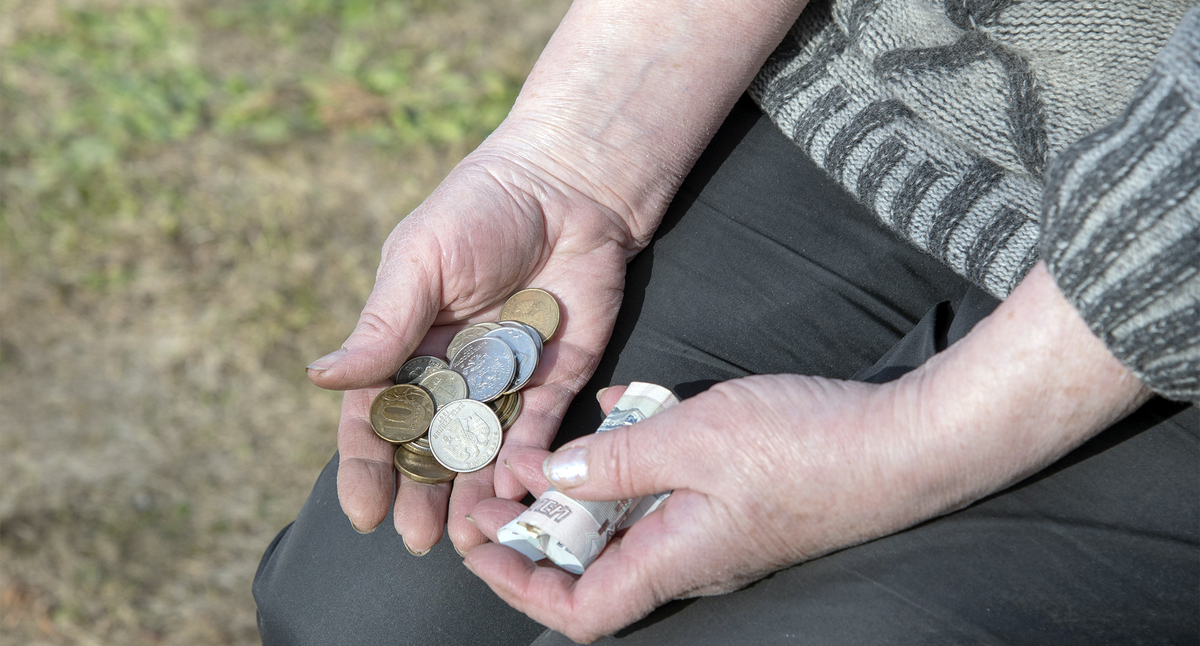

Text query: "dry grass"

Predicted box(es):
[0, 0, 569, 643]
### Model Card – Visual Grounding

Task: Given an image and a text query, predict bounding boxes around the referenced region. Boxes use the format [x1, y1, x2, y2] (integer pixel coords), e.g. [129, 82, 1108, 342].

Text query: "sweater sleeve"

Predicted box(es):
[1040, 7, 1200, 404]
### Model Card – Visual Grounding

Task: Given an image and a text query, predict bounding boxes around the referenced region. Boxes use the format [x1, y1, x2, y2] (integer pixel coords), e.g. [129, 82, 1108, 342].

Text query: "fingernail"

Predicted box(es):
[595, 387, 612, 404]
[464, 514, 478, 527]
[306, 349, 347, 372]
[350, 520, 376, 534]
[543, 446, 588, 487]
[462, 558, 476, 574]
[403, 537, 429, 557]
[502, 459, 513, 473]
[455, 545, 468, 557]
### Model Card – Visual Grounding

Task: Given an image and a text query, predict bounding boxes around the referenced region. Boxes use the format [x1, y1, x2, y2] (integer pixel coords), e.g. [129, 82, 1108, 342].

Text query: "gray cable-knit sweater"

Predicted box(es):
[751, 0, 1199, 403]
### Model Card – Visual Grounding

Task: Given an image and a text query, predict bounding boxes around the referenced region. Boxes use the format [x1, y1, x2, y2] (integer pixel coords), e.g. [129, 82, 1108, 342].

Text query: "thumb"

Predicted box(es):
[540, 409, 692, 501]
[306, 257, 442, 390]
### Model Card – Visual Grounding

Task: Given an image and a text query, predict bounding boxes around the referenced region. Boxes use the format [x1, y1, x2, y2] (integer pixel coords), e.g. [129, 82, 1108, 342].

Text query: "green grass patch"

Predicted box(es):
[1, 0, 530, 268]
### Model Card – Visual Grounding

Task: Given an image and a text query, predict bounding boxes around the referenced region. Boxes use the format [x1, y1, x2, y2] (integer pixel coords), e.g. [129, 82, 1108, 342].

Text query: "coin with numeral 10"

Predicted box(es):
[369, 384, 435, 444]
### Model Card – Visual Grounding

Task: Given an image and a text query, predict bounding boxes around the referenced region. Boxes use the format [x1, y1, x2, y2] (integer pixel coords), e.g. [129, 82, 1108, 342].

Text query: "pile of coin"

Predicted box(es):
[370, 288, 560, 484]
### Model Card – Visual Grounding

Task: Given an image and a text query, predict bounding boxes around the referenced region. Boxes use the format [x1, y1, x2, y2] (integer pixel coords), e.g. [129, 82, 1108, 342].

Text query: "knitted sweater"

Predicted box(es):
[750, 1, 1199, 403]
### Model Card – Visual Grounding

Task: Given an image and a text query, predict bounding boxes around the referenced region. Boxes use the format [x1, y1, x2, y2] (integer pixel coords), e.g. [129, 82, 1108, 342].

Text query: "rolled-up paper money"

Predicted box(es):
[496, 382, 679, 574]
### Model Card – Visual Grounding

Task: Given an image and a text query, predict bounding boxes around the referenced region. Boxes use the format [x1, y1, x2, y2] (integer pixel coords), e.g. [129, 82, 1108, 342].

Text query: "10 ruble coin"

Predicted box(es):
[370, 384, 436, 444]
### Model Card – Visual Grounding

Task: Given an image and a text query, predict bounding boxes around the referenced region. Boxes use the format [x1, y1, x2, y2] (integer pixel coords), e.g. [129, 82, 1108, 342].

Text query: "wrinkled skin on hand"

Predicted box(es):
[307, 138, 646, 553]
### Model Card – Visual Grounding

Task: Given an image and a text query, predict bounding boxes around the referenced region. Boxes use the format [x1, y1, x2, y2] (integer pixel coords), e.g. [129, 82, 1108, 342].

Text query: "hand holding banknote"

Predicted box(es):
[465, 265, 1146, 643]
[468, 375, 895, 642]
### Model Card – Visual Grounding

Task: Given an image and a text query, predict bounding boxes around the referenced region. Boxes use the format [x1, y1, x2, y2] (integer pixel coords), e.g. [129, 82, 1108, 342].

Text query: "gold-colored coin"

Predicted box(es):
[401, 435, 433, 457]
[394, 445, 457, 484]
[446, 323, 502, 363]
[489, 392, 511, 420]
[507, 392, 523, 429]
[499, 288, 560, 342]
[370, 384, 435, 444]
[489, 391, 523, 430]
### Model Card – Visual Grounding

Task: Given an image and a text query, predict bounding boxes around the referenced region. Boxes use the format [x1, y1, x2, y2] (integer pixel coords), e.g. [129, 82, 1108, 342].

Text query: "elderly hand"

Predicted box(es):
[464, 264, 1149, 642]
[304, 131, 648, 552]
[468, 375, 908, 642]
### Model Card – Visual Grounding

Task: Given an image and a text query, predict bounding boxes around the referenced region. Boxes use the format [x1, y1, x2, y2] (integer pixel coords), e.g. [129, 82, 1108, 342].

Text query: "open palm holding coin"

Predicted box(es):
[304, 150, 653, 554]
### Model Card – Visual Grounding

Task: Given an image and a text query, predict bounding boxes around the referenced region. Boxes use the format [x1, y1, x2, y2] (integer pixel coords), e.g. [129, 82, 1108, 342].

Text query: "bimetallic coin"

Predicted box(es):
[446, 323, 502, 363]
[499, 288, 560, 342]
[394, 356, 449, 385]
[400, 436, 433, 457]
[429, 400, 503, 473]
[417, 368, 468, 409]
[450, 337, 515, 403]
[499, 320, 543, 360]
[484, 327, 539, 393]
[370, 384, 436, 443]
[394, 445, 457, 484]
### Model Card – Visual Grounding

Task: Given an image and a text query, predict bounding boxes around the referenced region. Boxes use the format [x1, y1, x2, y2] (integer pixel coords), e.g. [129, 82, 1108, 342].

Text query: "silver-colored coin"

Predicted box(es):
[484, 327, 539, 393]
[449, 337, 515, 403]
[446, 323, 502, 364]
[394, 356, 449, 385]
[417, 368, 469, 410]
[428, 399, 503, 473]
[499, 320, 543, 359]
[400, 436, 433, 457]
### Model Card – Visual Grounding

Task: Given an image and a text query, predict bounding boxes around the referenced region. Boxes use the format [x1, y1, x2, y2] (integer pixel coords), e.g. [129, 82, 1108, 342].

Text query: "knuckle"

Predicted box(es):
[352, 310, 402, 347]
[603, 430, 643, 496]
[707, 377, 761, 406]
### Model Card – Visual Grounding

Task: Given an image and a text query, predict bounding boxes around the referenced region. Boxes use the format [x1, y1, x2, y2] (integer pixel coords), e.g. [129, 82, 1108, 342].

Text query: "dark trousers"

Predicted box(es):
[254, 97, 1199, 645]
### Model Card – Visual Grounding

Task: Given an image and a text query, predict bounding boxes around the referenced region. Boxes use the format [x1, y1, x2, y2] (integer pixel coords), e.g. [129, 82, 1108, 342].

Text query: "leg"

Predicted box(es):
[253, 456, 546, 646]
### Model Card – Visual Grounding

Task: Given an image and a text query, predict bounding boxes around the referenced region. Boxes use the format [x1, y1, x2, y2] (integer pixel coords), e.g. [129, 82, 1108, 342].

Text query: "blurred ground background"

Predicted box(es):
[0, 0, 569, 643]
